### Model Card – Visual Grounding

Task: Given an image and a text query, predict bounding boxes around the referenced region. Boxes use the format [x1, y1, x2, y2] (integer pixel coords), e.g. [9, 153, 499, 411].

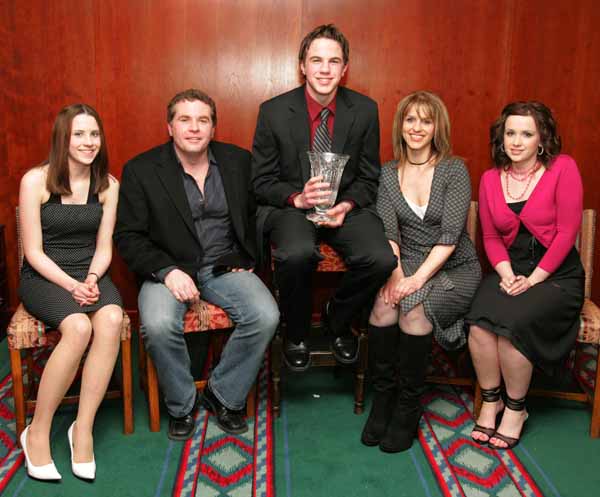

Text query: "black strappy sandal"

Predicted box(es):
[489, 394, 528, 450]
[471, 386, 504, 445]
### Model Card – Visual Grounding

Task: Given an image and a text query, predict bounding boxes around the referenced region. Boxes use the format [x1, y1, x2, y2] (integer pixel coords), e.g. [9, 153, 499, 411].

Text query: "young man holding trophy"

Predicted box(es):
[251, 24, 396, 371]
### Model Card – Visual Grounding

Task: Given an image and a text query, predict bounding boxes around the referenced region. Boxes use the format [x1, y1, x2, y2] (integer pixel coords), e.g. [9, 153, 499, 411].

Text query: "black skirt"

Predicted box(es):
[465, 201, 584, 375]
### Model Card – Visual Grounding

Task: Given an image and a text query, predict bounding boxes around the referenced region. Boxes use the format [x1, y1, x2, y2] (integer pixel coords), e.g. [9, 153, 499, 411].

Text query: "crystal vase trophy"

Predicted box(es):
[306, 151, 350, 224]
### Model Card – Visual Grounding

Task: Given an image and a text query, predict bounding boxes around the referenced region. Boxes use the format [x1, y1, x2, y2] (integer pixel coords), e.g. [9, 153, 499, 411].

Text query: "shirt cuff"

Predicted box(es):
[153, 265, 178, 283]
[287, 192, 301, 206]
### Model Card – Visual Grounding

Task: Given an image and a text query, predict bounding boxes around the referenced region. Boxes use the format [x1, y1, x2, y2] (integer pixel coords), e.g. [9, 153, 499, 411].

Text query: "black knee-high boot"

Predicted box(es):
[380, 331, 432, 453]
[361, 324, 399, 446]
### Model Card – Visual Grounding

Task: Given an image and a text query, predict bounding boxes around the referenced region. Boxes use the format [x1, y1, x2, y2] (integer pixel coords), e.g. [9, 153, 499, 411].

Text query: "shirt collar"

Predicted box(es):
[172, 143, 218, 169]
[305, 86, 336, 122]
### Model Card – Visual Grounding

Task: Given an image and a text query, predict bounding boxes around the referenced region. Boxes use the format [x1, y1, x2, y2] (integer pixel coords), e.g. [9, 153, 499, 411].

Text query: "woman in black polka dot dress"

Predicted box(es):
[18, 104, 122, 481]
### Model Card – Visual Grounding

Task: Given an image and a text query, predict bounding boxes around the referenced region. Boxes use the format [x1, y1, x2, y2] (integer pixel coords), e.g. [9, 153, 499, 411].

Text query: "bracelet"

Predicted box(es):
[87, 272, 100, 281]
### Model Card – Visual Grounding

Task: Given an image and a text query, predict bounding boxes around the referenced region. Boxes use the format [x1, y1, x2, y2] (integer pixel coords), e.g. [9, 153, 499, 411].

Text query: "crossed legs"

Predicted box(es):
[25, 305, 122, 466]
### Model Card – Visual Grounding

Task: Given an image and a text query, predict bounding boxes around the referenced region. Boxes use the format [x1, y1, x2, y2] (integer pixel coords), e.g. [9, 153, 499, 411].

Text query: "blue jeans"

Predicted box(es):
[138, 267, 279, 417]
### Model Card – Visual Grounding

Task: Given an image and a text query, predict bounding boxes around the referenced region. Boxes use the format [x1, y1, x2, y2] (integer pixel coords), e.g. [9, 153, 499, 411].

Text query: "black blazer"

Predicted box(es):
[114, 141, 256, 281]
[251, 85, 381, 264]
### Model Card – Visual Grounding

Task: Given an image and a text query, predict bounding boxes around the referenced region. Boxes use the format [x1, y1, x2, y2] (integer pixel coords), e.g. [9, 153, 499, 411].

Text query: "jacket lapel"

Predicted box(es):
[332, 88, 355, 154]
[288, 87, 312, 183]
[155, 144, 199, 242]
[211, 143, 245, 240]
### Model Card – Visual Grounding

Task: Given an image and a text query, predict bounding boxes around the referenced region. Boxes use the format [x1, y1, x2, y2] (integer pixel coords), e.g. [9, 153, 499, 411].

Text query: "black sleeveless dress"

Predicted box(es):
[465, 200, 584, 374]
[19, 179, 122, 328]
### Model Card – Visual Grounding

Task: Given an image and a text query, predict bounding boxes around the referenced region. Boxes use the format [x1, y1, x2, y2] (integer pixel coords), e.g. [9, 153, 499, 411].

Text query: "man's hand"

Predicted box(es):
[318, 201, 353, 228]
[293, 176, 332, 209]
[164, 269, 200, 303]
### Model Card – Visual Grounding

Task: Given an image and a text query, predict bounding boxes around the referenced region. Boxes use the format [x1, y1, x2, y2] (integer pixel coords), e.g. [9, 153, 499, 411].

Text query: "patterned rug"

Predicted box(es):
[0, 370, 22, 494]
[419, 386, 544, 497]
[173, 358, 274, 497]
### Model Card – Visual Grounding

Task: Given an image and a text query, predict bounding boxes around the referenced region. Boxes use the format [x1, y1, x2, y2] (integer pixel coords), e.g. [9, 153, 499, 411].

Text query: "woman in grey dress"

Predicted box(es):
[361, 91, 481, 452]
[18, 104, 122, 481]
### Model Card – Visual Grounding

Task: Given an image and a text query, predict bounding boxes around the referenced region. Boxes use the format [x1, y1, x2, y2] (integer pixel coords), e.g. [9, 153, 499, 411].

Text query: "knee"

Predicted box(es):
[254, 300, 280, 340]
[468, 325, 495, 349]
[140, 311, 181, 344]
[348, 248, 397, 277]
[61, 315, 93, 348]
[275, 244, 316, 271]
[369, 295, 396, 326]
[95, 306, 123, 341]
[398, 306, 430, 333]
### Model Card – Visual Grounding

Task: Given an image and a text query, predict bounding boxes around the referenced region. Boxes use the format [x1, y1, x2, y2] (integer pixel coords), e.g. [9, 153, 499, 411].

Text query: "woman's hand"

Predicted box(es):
[380, 269, 403, 305]
[390, 275, 426, 304]
[503, 275, 534, 296]
[71, 281, 100, 306]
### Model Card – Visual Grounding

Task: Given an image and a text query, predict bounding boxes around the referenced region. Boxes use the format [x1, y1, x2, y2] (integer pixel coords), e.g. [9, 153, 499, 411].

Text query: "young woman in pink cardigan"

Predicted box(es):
[466, 102, 584, 449]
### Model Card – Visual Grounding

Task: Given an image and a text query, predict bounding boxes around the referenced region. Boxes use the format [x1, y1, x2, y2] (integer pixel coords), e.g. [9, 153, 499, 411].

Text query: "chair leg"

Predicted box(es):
[9, 348, 26, 441]
[120, 337, 134, 434]
[147, 355, 161, 432]
[590, 345, 600, 438]
[137, 329, 147, 392]
[246, 383, 256, 418]
[473, 381, 483, 418]
[271, 334, 282, 417]
[354, 332, 367, 414]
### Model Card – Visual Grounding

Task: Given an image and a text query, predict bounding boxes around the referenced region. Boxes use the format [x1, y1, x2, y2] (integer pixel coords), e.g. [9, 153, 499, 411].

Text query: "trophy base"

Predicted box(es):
[306, 211, 333, 224]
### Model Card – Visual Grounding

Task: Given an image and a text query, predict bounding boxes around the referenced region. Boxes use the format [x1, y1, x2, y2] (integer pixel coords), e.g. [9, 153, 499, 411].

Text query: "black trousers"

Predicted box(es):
[266, 207, 396, 343]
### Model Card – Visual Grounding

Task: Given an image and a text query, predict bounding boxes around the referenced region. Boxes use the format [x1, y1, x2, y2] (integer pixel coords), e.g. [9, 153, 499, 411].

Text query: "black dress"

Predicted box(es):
[19, 180, 122, 329]
[466, 200, 584, 374]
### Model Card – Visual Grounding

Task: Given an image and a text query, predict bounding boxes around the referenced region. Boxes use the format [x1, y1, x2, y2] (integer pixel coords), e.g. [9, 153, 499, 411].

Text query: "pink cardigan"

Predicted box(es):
[478, 154, 583, 273]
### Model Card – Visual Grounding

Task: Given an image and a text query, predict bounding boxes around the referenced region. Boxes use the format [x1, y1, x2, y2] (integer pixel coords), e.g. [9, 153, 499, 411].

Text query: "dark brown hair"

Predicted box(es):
[167, 88, 217, 125]
[298, 24, 349, 64]
[46, 104, 109, 195]
[392, 91, 452, 165]
[490, 101, 561, 167]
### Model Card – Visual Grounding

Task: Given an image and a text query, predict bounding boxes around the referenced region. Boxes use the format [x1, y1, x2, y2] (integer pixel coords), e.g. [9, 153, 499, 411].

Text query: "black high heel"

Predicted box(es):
[489, 394, 528, 450]
[471, 386, 503, 445]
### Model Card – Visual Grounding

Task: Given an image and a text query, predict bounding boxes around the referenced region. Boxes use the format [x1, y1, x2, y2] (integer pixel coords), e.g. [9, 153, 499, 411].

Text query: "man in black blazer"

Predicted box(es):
[115, 89, 278, 440]
[252, 25, 396, 370]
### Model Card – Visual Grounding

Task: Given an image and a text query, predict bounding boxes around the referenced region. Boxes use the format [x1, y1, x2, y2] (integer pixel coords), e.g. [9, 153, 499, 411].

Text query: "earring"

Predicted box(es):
[500, 144, 505, 153]
[537, 144, 544, 156]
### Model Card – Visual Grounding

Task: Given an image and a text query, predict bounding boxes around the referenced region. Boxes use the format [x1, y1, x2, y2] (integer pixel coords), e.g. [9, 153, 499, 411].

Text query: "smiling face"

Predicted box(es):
[168, 99, 215, 157]
[503, 115, 540, 167]
[68, 114, 101, 168]
[402, 105, 435, 154]
[300, 37, 348, 105]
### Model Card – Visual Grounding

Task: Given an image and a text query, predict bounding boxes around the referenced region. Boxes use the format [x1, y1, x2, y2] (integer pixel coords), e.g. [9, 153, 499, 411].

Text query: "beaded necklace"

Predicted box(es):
[504, 161, 541, 201]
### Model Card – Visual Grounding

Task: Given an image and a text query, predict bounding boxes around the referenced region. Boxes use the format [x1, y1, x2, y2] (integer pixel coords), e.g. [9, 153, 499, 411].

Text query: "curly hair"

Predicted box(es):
[490, 101, 561, 167]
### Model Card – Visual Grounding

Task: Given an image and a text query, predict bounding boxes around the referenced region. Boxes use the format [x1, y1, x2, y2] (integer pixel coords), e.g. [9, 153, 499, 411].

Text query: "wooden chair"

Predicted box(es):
[137, 301, 256, 432]
[270, 242, 369, 416]
[424, 201, 481, 408]
[6, 210, 134, 440]
[474, 209, 600, 438]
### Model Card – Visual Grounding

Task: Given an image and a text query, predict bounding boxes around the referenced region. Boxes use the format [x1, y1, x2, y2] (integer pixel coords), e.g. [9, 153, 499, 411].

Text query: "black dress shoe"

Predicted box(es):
[168, 392, 200, 441]
[201, 385, 248, 435]
[322, 301, 358, 364]
[331, 335, 359, 364]
[283, 339, 311, 371]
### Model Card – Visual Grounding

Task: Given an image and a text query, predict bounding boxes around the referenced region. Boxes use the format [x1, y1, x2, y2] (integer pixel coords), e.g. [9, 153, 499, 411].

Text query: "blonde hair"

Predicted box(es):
[392, 91, 452, 165]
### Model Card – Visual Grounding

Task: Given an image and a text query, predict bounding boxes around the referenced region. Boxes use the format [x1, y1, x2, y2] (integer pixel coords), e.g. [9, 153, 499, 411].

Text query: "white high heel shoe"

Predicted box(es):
[20, 425, 62, 481]
[68, 422, 96, 480]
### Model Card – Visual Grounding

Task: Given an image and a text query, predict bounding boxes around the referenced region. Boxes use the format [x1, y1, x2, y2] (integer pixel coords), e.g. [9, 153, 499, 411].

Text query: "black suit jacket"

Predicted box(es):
[114, 141, 256, 281]
[251, 85, 381, 264]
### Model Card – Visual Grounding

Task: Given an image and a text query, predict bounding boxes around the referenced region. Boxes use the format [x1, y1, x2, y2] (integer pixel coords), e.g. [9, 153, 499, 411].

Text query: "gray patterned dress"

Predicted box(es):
[19, 180, 122, 329]
[377, 158, 481, 350]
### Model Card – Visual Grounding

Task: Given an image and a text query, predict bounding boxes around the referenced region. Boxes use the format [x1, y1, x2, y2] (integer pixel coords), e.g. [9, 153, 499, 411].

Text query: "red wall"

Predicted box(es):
[2, 0, 600, 310]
